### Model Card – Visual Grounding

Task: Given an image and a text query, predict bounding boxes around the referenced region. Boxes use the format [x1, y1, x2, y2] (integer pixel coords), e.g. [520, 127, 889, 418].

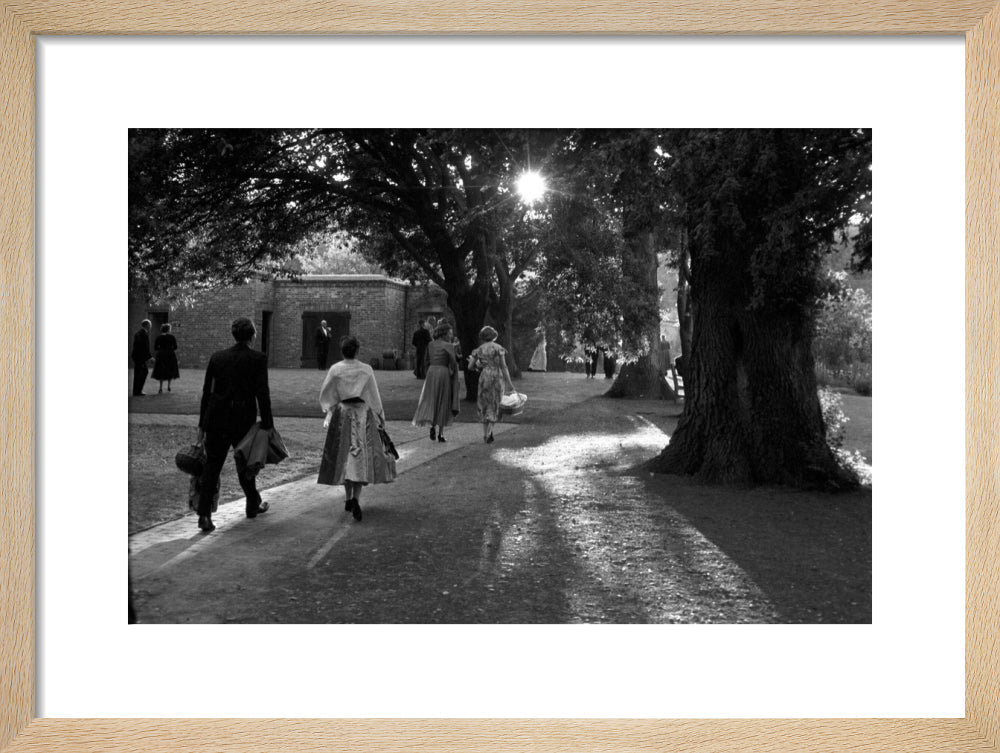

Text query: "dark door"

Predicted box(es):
[260, 311, 273, 358]
[301, 311, 350, 368]
[148, 311, 169, 356]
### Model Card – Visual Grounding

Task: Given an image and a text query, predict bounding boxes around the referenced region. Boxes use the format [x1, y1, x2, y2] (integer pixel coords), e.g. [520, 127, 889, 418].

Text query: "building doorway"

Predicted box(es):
[148, 310, 169, 344]
[260, 311, 273, 359]
[301, 311, 350, 369]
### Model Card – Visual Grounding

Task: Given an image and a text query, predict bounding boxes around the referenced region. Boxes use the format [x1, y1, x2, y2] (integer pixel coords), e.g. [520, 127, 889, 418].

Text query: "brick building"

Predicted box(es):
[128, 275, 452, 370]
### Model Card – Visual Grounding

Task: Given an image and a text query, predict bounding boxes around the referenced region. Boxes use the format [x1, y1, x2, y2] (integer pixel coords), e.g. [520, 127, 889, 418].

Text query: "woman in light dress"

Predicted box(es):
[468, 326, 515, 444]
[317, 335, 396, 522]
[527, 326, 547, 372]
[412, 322, 460, 442]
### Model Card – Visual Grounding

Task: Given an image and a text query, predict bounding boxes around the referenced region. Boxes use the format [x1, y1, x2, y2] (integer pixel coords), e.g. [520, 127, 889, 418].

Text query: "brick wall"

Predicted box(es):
[268, 276, 408, 369]
[166, 282, 270, 368]
[130, 276, 443, 370]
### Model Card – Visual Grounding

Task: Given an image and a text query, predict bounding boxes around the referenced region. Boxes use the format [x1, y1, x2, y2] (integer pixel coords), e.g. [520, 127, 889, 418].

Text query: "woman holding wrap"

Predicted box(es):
[318, 335, 396, 521]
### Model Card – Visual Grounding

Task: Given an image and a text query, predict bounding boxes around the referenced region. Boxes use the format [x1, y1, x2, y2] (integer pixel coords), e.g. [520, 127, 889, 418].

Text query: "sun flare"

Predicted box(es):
[515, 171, 547, 204]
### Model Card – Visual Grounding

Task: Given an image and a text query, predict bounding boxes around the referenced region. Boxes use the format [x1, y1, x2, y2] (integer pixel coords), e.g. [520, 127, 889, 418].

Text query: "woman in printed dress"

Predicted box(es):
[468, 326, 515, 444]
[412, 322, 460, 442]
[318, 335, 396, 522]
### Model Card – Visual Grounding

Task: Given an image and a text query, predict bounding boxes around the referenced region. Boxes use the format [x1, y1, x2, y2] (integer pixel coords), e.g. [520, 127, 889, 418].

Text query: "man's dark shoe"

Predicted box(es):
[198, 516, 215, 532]
[247, 501, 270, 519]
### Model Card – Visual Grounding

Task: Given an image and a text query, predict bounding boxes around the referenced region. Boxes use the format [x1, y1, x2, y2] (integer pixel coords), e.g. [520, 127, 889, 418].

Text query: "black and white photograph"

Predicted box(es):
[127, 127, 872, 624]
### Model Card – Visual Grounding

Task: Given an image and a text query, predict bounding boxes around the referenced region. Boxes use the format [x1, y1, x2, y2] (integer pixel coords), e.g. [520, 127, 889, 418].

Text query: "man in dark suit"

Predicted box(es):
[195, 316, 274, 532]
[412, 318, 431, 378]
[131, 319, 152, 396]
[314, 320, 331, 370]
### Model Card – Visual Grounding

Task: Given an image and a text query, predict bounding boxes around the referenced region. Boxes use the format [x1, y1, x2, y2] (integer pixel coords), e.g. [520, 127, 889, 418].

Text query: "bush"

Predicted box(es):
[852, 374, 872, 396]
[814, 271, 872, 397]
[814, 361, 872, 396]
[819, 387, 847, 450]
[819, 386, 871, 485]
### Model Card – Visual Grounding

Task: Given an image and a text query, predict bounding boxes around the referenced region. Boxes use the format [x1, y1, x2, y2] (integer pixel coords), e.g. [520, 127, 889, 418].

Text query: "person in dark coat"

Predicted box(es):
[131, 319, 152, 396]
[601, 346, 617, 379]
[195, 316, 274, 532]
[314, 320, 331, 370]
[152, 323, 180, 393]
[412, 318, 432, 379]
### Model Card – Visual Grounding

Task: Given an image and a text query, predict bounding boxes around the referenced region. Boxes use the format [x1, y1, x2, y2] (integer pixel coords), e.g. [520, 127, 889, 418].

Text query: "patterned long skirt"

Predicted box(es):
[318, 402, 397, 486]
[477, 366, 504, 423]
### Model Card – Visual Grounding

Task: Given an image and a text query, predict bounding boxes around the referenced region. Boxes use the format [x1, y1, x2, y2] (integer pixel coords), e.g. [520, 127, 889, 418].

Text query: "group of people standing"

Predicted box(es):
[131, 319, 181, 396]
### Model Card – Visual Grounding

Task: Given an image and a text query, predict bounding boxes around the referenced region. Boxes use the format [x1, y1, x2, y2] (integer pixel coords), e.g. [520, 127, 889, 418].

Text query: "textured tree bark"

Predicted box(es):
[649, 282, 856, 489]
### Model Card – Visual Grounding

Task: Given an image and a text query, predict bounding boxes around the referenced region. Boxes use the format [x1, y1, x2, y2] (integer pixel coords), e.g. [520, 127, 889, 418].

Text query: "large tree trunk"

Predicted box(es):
[606, 354, 672, 398]
[676, 227, 693, 379]
[607, 229, 663, 398]
[446, 286, 489, 402]
[648, 282, 856, 489]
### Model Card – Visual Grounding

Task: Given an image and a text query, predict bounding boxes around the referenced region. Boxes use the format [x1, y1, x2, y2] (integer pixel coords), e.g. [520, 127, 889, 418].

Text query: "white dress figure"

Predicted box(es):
[528, 329, 547, 372]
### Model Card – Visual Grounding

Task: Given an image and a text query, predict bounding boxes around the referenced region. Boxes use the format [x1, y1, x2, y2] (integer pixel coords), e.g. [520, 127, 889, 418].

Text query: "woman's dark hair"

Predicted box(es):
[340, 335, 360, 359]
[161, 323, 171, 334]
[433, 322, 452, 340]
[479, 326, 498, 343]
[231, 317, 256, 343]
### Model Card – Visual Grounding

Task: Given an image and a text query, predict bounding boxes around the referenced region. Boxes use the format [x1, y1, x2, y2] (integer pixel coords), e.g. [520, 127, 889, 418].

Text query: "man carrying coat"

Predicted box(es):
[131, 319, 152, 396]
[195, 316, 274, 532]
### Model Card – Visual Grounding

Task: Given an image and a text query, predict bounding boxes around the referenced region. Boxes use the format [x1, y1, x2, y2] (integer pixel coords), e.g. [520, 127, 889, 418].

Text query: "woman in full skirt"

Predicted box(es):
[317, 335, 396, 522]
[152, 323, 180, 393]
[412, 322, 460, 442]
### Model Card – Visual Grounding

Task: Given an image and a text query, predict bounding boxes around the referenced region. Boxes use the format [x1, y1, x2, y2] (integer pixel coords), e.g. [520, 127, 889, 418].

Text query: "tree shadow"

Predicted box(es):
[640, 473, 872, 623]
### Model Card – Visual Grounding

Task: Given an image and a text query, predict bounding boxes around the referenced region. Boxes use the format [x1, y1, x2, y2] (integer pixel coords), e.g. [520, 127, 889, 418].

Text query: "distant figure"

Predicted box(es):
[602, 346, 616, 379]
[131, 319, 152, 396]
[152, 323, 180, 393]
[196, 317, 274, 532]
[447, 321, 464, 372]
[468, 326, 515, 444]
[583, 345, 599, 379]
[315, 320, 331, 370]
[412, 318, 431, 379]
[318, 335, 396, 522]
[412, 322, 460, 442]
[528, 327, 547, 372]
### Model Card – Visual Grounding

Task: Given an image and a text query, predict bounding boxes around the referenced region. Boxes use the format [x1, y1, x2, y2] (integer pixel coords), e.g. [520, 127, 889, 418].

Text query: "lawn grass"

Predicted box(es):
[840, 394, 872, 463]
[128, 424, 323, 534]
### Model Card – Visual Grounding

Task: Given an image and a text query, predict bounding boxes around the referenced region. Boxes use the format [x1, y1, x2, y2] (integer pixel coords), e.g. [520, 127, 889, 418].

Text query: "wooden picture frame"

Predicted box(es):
[1, 3, 996, 752]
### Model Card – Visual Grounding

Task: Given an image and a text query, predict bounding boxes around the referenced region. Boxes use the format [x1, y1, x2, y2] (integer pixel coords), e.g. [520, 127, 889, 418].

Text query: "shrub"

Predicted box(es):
[819, 387, 848, 450]
[819, 386, 871, 485]
[814, 271, 872, 397]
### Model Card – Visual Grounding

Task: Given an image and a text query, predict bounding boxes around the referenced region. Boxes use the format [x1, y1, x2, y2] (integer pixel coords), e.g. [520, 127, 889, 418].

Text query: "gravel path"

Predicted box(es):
[131, 392, 871, 624]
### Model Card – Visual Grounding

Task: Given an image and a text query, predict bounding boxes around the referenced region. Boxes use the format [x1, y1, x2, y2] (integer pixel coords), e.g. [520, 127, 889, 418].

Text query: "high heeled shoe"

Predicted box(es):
[487, 433, 494, 443]
[438, 435, 446, 443]
[198, 516, 215, 532]
[351, 498, 363, 522]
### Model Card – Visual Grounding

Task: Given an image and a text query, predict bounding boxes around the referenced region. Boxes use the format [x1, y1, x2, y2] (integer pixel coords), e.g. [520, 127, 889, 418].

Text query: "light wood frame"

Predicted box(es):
[1, 3, 996, 752]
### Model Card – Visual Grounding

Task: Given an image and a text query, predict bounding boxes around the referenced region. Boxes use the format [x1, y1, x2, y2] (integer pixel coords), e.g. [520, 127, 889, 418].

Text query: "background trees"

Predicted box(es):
[130, 127, 872, 488]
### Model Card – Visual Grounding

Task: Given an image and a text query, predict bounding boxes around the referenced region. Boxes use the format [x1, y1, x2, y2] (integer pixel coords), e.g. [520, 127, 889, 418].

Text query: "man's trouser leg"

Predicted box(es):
[234, 450, 262, 515]
[198, 431, 229, 517]
[132, 363, 148, 395]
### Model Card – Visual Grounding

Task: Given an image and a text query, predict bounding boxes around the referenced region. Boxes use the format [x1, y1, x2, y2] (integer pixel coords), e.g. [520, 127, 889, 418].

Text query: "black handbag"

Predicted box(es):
[175, 441, 206, 477]
[378, 426, 399, 460]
